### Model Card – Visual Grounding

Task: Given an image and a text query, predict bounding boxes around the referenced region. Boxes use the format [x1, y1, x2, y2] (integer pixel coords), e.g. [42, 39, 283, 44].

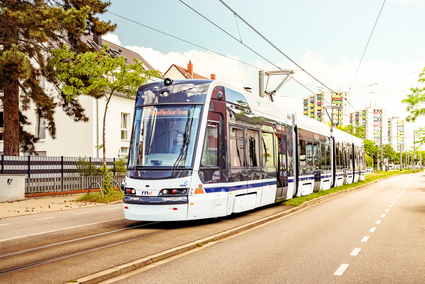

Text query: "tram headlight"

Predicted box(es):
[126, 188, 136, 195]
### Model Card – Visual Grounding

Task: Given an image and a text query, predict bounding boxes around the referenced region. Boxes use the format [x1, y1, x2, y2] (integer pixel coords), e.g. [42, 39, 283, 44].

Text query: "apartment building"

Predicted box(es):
[302, 90, 350, 126]
[388, 117, 405, 151]
[349, 104, 405, 151]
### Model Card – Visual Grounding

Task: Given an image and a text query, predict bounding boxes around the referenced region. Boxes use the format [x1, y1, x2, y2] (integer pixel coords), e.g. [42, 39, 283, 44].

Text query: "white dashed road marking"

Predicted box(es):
[0, 223, 10, 226]
[334, 264, 349, 276]
[385, 209, 389, 212]
[380, 214, 386, 217]
[361, 236, 369, 242]
[376, 220, 382, 224]
[350, 248, 361, 256]
[369, 227, 376, 232]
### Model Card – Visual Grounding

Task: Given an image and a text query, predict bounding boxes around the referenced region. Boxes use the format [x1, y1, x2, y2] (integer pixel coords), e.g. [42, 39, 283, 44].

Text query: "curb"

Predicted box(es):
[65, 174, 408, 284]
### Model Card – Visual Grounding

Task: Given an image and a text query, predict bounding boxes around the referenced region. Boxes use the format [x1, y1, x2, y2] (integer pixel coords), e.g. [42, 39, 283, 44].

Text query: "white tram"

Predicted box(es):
[122, 79, 365, 221]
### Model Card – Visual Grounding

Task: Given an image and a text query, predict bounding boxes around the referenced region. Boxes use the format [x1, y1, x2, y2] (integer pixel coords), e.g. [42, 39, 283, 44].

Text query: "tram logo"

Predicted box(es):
[141, 191, 153, 195]
[180, 181, 189, 187]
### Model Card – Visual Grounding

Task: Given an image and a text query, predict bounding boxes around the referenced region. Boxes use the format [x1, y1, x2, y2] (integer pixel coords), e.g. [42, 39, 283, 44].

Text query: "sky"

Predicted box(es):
[98, 0, 425, 148]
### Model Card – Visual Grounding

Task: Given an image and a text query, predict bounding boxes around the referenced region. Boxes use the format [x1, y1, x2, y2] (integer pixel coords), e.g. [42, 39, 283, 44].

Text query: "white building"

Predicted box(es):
[0, 35, 158, 158]
[349, 104, 405, 151]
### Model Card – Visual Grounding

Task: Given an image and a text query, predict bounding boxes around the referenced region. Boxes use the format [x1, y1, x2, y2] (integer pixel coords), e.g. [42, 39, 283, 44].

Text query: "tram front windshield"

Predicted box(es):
[128, 105, 202, 169]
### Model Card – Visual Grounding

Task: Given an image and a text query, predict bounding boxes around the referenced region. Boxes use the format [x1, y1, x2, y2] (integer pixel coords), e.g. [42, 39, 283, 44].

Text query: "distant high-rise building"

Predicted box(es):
[302, 90, 350, 126]
[349, 104, 405, 151]
[388, 117, 405, 152]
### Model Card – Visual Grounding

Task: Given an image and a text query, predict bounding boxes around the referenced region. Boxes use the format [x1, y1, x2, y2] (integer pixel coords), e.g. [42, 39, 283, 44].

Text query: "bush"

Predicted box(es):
[98, 165, 114, 194]
[113, 158, 127, 175]
[75, 156, 99, 176]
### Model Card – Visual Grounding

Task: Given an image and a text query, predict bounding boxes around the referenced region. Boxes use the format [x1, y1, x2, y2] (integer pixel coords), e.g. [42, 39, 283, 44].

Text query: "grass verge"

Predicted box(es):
[282, 170, 419, 207]
[76, 190, 124, 204]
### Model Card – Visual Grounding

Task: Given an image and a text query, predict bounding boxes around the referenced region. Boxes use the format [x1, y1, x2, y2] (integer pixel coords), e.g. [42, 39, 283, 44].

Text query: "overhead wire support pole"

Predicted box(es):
[219, 0, 336, 94]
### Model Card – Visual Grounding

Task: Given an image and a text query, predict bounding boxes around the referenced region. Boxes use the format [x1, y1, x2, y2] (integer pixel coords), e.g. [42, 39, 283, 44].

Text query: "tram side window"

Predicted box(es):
[314, 141, 321, 169]
[306, 140, 313, 168]
[262, 132, 274, 167]
[247, 129, 260, 167]
[201, 122, 219, 167]
[230, 127, 245, 167]
[321, 142, 326, 168]
[325, 144, 330, 167]
[299, 139, 307, 172]
[336, 143, 341, 169]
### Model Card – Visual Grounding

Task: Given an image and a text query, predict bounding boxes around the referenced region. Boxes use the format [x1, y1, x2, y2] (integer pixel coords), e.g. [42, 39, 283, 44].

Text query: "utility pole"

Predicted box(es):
[413, 130, 416, 170]
[400, 147, 402, 170]
[380, 124, 383, 171]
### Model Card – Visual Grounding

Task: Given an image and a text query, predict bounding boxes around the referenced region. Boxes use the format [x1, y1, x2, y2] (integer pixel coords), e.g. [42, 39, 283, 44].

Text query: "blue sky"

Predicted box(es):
[99, 0, 425, 147]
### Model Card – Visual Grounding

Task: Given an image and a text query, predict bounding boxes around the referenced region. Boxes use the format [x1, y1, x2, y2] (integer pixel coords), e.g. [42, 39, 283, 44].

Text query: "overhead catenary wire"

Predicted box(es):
[78, 0, 404, 146]
[350, 70, 419, 92]
[219, 0, 337, 95]
[348, 0, 386, 90]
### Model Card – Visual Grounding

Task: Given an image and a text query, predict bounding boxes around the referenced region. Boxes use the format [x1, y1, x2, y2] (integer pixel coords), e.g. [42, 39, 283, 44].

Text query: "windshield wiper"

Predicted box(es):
[171, 106, 196, 174]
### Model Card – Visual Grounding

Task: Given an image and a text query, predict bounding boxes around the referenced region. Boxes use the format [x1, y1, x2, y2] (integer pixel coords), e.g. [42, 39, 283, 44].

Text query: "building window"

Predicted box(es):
[120, 147, 129, 158]
[121, 113, 129, 140]
[35, 113, 46, 140]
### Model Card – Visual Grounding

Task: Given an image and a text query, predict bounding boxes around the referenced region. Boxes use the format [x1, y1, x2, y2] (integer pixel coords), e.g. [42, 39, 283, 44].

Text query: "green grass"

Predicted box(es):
[76, 190, 124, 204]
[282, 170, 419, 207]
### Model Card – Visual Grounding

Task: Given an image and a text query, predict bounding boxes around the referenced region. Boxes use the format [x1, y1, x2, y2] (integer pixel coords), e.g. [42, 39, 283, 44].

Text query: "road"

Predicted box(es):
[0, 203, 124, 242]
[0, 173, 424, 283]
[110, 173, 425, 284]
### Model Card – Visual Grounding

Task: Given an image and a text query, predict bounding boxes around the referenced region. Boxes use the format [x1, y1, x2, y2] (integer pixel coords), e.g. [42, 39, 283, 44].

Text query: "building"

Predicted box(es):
[302, 90, 350, 126]
[163, 60, 215, 80]
[349, 104, 405, 151]
[0, 35, 158, 158]
[388, 117, 405, 152]
[349, 105, 388, 144]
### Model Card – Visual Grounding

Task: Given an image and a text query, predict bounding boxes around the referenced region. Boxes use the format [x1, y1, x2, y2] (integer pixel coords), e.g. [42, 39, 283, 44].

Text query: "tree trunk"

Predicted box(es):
[3, 0, 20, 156]
[3, 81, 20, 156]
[102, 92, 113, 166]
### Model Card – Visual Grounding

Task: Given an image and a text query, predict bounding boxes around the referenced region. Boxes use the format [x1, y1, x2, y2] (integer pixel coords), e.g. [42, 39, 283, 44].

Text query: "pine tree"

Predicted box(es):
[0, 0, 116, 156]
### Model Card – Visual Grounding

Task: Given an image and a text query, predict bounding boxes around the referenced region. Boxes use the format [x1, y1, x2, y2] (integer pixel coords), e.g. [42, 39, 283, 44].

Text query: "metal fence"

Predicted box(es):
[0, 155, 124, 178]
[25, 175, 125, 194]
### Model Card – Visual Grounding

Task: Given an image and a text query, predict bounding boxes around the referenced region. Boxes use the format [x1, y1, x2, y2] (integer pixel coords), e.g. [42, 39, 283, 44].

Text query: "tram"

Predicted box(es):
[122, 79, 365, 221]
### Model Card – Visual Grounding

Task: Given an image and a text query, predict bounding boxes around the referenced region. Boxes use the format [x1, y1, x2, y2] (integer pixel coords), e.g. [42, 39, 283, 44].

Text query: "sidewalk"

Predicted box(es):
[0, 194, 114, 219]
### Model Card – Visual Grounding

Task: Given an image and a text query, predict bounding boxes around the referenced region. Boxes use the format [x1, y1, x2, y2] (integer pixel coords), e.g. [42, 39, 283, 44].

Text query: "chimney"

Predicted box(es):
[93, 34, 102, 45]
[187, 60, 193, 77]
[210, 74, 216, 80]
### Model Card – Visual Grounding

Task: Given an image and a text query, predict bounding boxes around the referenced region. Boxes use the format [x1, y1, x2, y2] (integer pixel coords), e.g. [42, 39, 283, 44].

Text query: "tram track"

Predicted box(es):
[0, 223, 164, 276]
[0, 220, 183, 280]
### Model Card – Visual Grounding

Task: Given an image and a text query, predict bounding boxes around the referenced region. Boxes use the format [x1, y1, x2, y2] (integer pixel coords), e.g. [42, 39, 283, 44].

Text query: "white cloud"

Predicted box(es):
[103, 33, 122, 46]
[108, 33, 425, 147]
[125, 45, 251, 87]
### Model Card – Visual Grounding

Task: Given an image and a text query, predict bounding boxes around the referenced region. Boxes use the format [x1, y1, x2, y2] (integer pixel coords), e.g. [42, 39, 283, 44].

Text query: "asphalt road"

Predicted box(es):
[110, 173, 425, 284]
[0, 203, 124, 242]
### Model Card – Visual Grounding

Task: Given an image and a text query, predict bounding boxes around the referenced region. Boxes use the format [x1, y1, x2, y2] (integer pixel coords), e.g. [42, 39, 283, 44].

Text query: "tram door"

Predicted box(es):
[276, 134, 289, 199]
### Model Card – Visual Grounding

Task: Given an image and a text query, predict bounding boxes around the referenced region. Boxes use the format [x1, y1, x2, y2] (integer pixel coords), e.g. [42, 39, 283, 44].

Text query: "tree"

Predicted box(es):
[402, 66, 425, 122]
[0, 0, 115, 156]
[49, 44, 161, 165]
[336, 124, 365, 139]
